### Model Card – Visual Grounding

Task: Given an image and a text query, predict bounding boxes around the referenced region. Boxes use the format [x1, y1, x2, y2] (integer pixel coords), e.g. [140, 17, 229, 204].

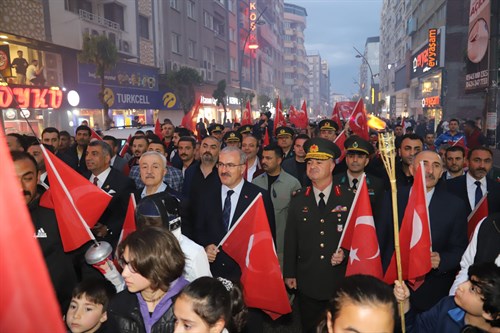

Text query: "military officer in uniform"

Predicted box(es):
[207, 123, 224, 142]
[237, 124, 253, 138]
[275, 126, 295, 160]
[283, 137, 354, 333]
[318, 119, 339, 142]
[222, 130, 242, 148]
[333, 135, 385, 218]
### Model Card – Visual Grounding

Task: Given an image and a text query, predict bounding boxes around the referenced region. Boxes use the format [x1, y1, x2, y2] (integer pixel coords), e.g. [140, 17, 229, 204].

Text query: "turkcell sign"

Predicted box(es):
[116, 93, 150, 105]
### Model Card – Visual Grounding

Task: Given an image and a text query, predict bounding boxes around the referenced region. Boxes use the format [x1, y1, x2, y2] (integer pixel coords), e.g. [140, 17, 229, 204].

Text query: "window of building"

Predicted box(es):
[65, 0, 92, 14]
[230, 57, 236, 72]
[203, 11, 213, 30]
[229, 28, 236, 42]
[188, 40, 196, 59]
[170, 0, 179, 10]
[215, 0, 225, 6]
[103, 3, 124, 30]
[214, 17, 225, 37]
[139, 15, 149, 39]
[187, 1, 196, 19]
[228, 0, 234, 12]
[171, 33, 181, 54]
[203, 46, 214, 70]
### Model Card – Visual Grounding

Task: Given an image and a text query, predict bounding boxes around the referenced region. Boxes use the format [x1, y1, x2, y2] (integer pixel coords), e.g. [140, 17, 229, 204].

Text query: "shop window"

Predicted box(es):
[139, 15, 149, 39]
[104, 3, 124, 30]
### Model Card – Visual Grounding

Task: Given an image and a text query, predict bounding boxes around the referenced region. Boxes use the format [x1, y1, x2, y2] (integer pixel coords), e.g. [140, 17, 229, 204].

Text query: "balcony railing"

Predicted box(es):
[79, 9, 120, 31]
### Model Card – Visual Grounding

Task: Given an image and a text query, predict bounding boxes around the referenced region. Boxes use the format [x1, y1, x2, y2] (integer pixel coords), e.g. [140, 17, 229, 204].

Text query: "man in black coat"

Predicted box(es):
[12, 151, 77, 313]
[84, 140, 136, 248]
[378, 150, 467, 313]
[187, 146, 275, 280]
[446, 147, 500, 216]
[66, 125, 91, 175]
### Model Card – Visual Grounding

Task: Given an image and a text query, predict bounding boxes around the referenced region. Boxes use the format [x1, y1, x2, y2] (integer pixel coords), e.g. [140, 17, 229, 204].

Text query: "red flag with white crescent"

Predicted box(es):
[273, 97, 286, 132]
[181, 96, 202, 136]
[334, 130, 347, 163]
[289, 102, 308, 129]
[384, 161, 432, 290]
[348, 99, 369, 140]
[338, 174, 383, 278]
[119, 134, 132, 157]
[118, 194, 137, 245]
[241, 101, 253, 126]
[154, 117, 163, 139]
[90, 128, 103, 141]
[219, 194, 291, 320]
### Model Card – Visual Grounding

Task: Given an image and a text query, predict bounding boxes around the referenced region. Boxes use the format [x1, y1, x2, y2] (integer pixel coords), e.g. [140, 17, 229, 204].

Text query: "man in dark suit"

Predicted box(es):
[85, 140, 136, 248]
[284, 138, 355, 333]
[103, 135, 128, 174]
[186, 146, 275, 333]
[378, 150, 468, 313]
[333, 135, 385, 217]
[187, 146, 275, 279]
[446, 147, 500, 216]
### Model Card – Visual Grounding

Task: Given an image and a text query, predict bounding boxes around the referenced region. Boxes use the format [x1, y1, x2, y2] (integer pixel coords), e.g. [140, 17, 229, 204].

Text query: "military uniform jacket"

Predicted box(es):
[283, 184, 354, 300]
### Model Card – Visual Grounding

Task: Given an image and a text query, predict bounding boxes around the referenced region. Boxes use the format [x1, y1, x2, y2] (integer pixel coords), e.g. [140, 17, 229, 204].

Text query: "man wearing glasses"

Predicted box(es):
[185, 146, 275, 332]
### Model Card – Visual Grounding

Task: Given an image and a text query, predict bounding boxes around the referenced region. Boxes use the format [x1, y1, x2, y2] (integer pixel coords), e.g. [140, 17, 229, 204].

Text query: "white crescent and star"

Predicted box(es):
[349, 216, 380, 263]
[410, 211, 423, 249]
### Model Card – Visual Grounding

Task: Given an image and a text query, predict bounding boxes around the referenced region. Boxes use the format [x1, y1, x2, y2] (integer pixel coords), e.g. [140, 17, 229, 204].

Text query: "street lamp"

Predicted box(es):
[354, 46, 379, 114]
[238, 7, 267, 117]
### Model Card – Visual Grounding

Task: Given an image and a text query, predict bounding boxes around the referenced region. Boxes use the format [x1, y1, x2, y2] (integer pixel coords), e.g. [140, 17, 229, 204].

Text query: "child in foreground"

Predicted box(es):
[66, 278, 116, 333]
[173, 276, 247, 333]
[394, 262, 500, 332]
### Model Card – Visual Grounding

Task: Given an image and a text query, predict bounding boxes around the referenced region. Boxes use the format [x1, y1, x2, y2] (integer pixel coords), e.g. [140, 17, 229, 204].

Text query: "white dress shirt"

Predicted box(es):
[221, 178, 245, 230]
[313, 182, 333, 206]
[90, 167, 111, 188]
[466, 172, 487, 210]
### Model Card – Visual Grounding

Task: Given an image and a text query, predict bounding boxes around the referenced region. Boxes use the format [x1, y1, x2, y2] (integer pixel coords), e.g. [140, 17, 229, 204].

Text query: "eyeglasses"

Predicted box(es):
[216, 162, 244, 169]
[118, 257, 136, 273]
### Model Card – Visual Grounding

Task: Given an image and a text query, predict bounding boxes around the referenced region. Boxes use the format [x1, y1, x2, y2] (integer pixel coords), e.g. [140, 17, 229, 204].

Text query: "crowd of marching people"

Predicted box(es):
[5, 109, 500, 333]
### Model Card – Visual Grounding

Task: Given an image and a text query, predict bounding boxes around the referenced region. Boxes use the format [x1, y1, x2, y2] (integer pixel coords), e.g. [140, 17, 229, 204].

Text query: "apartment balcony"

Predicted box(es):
[79, 9, 121, 31]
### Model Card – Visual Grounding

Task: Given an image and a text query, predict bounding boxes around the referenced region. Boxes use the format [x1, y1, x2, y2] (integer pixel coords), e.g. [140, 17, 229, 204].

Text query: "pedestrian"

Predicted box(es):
[11, 50, 29, 84]
[108, 226, 188, 333]
[173, 277, 247, 333]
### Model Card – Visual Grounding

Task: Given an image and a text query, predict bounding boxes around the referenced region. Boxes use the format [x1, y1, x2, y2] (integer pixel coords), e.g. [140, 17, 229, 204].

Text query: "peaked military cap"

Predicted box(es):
[275, 126, 294, 138]
[303, 137, 341, 160]
[208, 123, 224, 134]
[344, 135, 374, 155]
[318, 119, 339, 132]
[223, 130, 242, 143]
[237, 124, 253, 134]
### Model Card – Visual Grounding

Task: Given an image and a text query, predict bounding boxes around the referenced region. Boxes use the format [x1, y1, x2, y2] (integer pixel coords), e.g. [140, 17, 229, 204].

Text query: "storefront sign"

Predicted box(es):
[411, 30, 441, 79]
[0, 85, 63, 109]
[248, 2, 258, 49]
[75, 84, 180, 110]
[422, 96, 440, 108]
[78, 62, 159, 91]
[465, 0, 490, 93]
[200, 95, 216, 105]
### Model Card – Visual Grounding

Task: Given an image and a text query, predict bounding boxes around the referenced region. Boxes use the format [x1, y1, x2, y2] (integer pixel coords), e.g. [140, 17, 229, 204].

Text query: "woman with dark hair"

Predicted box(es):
[317, 275, 397, 333]
[108, 226, 187, 333]
[173, 277, 247, 333]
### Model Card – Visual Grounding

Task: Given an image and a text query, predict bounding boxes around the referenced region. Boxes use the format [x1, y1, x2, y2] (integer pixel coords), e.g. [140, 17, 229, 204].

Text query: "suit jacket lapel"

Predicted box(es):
[231, 182, 252, 226]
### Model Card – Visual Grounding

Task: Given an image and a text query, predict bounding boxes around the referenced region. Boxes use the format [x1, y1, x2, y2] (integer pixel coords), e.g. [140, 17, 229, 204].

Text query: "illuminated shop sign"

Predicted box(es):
[248, 2, 259, 49]
[421, 96, 440, 108]
[411, 28, 441, 79]
[0, 86, 63, 109]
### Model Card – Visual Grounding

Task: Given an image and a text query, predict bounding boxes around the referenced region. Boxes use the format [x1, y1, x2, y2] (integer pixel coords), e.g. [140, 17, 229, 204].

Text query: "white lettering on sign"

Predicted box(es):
[116, 93, 150, 105]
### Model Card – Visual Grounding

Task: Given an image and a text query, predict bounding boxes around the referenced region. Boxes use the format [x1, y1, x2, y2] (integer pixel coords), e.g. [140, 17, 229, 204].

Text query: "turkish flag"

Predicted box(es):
[348, 99, 369, 140]
[334, 130, 347, 163]
[263, 127, 270, 147]
[119, 134, 132, 158]
[0, 128, 66, 333]
[339, 175, 383, 278]
[39, 147, 112, 251]
[467, 194, 488, 241]
[219, 194, 291, 320]
[181, 96, 201, 135]
[154, 118, 163, 139]
[241, 101, 253, 126]
[118, 194, 137, 245]
[289, 102, 308, 129]
[384, 162, 432, 290]
[333, 102, 356, 129]
[90, 127, 103, 141]
[274, 97, 287, 132]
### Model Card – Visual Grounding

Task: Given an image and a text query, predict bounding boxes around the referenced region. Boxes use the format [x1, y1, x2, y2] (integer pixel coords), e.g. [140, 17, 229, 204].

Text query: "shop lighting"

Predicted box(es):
[0, 35, 8, 39]
[2, 42, 8, 45]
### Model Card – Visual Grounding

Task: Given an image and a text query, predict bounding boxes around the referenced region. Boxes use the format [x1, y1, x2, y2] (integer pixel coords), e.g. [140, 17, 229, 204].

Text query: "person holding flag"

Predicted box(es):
[283, 138, 354, 333]
[12, 151, 78, 312]
[379, 150, 468, 313]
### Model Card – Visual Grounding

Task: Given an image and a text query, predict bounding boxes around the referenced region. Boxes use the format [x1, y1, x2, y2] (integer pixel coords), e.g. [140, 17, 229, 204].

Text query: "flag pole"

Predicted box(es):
[378, 132, 405, 333]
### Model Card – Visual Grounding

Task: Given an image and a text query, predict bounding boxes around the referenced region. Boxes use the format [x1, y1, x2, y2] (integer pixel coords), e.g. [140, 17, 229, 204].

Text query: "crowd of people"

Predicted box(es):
[6, 111, 500, 333]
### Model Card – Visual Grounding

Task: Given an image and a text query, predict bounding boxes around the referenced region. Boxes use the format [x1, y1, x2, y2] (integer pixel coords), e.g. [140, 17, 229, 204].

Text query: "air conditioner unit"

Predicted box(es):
[199, 68, 207, 80]
[119, 40, 131, 53]
[170, 61, 180, 71]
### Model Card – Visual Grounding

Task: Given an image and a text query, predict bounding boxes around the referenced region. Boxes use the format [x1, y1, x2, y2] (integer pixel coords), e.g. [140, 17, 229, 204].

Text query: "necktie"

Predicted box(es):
[93, 176, 99, 186]
[319, 192, 326, 211]
[474, 181, 482, 207]
[222, 190, 234, 230]
[352, 179, 358, 190]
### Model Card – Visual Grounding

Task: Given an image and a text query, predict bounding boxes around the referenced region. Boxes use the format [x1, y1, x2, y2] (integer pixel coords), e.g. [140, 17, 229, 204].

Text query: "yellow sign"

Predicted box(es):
[103, 88, 114, 107]
[163, 92, 177, 108]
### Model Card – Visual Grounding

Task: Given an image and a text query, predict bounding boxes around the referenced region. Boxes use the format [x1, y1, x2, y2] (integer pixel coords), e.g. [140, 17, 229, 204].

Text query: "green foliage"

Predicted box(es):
[161, 67, 202, 114]
[258, 94, 271, 112]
